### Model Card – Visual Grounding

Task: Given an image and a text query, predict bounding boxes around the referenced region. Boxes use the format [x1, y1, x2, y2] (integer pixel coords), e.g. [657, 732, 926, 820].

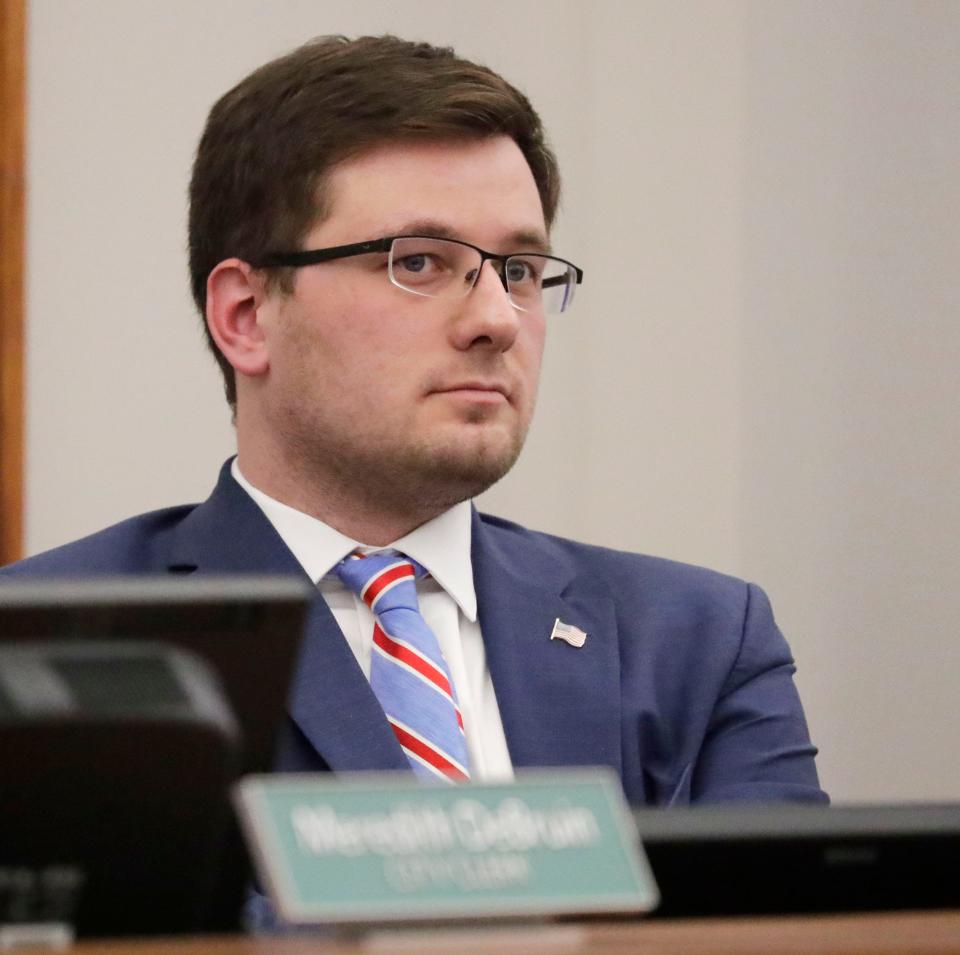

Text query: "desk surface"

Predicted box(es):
[69, 910, 960, 955]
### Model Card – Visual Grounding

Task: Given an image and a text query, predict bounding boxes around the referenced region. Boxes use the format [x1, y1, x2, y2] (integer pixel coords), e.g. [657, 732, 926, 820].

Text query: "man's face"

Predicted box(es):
[254, 136, 549, 519]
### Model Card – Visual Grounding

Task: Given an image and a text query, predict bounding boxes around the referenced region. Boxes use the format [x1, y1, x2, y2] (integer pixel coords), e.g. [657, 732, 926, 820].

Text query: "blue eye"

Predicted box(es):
[398, 254, 428, 273]
[506, 259, 536, 284]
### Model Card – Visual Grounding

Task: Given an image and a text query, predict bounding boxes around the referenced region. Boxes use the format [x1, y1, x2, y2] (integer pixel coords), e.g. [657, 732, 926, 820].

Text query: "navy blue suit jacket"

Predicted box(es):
[0, 461, 826, 805]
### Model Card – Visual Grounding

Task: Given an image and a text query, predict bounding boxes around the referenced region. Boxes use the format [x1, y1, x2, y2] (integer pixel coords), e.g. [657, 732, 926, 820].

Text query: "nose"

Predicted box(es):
[449, 260, 521, 353]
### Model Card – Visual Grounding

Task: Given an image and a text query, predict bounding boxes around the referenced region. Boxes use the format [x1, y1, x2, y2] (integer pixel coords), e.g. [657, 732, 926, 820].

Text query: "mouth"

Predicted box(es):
[431, 381, 511, 404]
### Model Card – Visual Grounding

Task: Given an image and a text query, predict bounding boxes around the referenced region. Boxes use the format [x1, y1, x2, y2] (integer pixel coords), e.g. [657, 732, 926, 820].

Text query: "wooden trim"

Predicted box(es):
[54, 911, 960, 954]
[0, 0, 25, 564]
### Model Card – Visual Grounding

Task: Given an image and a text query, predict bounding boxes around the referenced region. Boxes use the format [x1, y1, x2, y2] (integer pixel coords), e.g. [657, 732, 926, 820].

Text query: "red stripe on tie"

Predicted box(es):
[362, 563, 414, 609]
[373, 624, 453, 699]
[373, 627, 465, 732]
[390, 721, 469, 782]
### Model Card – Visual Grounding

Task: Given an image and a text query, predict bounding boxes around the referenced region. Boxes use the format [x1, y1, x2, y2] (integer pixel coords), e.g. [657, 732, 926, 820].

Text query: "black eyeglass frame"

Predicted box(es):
[251, 235, 584, 294]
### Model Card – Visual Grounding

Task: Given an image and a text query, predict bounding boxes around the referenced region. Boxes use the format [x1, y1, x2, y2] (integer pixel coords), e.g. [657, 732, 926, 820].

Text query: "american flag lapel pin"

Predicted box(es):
[550, 618, 587, 648]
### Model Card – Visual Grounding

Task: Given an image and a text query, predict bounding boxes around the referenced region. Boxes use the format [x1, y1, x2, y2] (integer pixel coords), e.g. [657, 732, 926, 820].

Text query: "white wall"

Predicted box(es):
[25, 1, 960, 803]
[739, 3, 960, 802]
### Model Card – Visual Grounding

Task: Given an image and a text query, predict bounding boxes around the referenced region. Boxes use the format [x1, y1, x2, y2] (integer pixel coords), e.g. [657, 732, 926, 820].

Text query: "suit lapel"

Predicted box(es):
[166, 462, 407, 773]
[285, 599, 409, 772]
[472, 514, 622, 776]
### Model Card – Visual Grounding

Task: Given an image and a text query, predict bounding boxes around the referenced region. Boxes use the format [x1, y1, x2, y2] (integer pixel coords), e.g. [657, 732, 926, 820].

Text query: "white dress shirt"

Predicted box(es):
[231, 459, 514, 781]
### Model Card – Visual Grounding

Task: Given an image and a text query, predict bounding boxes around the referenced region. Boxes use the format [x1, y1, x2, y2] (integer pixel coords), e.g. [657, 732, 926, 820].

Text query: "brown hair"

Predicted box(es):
[188, 34, 561, 408]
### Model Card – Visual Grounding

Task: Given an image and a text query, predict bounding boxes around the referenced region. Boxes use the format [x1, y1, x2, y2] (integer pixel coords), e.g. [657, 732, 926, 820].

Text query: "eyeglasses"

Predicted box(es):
[253, 235, 584, 315]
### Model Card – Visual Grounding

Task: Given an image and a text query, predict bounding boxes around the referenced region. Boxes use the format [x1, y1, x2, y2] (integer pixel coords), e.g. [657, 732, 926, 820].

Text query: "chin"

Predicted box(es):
[409, 427, 526, 504]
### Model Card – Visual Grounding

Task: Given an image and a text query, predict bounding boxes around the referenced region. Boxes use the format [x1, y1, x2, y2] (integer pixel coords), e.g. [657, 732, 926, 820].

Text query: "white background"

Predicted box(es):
[25, 1, 960, 803]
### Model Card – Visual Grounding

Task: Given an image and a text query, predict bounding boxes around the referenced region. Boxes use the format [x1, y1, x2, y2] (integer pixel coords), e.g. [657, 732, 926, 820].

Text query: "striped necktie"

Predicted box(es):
[336, 552, 470, 783]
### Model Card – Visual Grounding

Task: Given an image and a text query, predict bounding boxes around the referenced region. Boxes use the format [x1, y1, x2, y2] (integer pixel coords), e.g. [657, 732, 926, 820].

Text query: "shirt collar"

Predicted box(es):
[389, 504, 476, 621]
[231, 459, 477, 621]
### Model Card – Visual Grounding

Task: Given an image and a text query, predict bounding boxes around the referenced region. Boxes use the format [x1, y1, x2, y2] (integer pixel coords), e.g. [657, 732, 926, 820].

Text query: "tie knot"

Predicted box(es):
[336, 552, 421, 614]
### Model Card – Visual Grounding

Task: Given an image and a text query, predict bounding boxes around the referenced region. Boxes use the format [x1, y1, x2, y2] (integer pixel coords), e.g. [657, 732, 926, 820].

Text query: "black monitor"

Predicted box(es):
[633, 802, 960, 916]
[0, 576, 311, 940]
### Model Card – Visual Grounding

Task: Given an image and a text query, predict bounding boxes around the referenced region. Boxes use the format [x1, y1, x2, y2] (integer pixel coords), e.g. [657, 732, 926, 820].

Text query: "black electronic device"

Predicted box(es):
[634, 802, 960, 917]
[0, 576, 311, 940]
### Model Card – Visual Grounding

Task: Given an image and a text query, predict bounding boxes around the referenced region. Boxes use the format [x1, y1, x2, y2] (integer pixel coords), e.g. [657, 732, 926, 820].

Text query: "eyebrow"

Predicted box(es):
[386, 218, 553, 254]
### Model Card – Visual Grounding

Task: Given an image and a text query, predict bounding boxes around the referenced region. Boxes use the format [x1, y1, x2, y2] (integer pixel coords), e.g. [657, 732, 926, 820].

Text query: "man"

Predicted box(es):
[1, 35, 825, 804]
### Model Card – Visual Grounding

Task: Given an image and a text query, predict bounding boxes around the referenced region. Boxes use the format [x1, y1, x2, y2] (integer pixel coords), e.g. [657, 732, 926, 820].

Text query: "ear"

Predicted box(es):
[205, 258, 272, 378]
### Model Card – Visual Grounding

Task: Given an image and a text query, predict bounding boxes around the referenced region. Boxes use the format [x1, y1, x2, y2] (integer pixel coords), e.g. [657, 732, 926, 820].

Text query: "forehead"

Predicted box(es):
[312, 136, 548, 249]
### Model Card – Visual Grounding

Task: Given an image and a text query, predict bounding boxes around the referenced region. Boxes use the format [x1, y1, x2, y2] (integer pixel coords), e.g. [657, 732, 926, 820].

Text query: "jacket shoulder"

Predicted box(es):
[0, 505, 198, 577]
[476, 511, 752, 610]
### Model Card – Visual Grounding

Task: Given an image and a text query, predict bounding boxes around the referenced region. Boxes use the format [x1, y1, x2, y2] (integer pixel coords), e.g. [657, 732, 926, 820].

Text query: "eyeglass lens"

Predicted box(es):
[388, 237, 576, 314]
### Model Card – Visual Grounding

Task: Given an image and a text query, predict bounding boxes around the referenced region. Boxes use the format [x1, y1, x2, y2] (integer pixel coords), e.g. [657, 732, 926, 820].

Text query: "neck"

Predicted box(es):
[236, 449, 444, 547]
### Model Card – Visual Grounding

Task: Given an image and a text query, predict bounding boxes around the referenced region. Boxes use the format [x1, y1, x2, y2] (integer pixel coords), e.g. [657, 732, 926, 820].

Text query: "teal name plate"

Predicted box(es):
[235, 769, 659, 925]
